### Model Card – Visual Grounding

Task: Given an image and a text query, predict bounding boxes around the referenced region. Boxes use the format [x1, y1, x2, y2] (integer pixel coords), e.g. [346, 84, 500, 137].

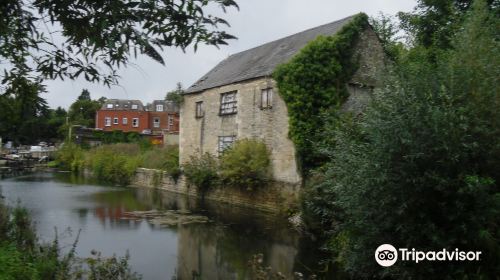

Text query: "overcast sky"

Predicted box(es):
[44, 0, 417, 109]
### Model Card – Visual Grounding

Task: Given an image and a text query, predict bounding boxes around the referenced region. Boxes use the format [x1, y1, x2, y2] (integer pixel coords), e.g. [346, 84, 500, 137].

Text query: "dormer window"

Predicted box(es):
[156, 104, 164, 112]
[131, 104, 138, 110]
[106, 104, 113, 109]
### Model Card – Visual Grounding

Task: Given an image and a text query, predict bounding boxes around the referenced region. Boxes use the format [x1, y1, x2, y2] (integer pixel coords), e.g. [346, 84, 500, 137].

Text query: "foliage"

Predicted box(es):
[141, 145, 181, 181]
[165, 82, 185, 105]
[0, 199, 141, 279]
[219, 139, 271, 190]
[183, 153, 219, 193]
[369, 13, 407, 60]
[85, 145, 142, 186]
[1, 0, 238, 89]
[0, 76, 66, 144]
[91, 130, 142, 144]
[55, 142, 85, 172]
[308, 1, 500, 278]
[273, 13, 369, 174]
[398, 0, 498, 50]
[67, 89, 102, 128]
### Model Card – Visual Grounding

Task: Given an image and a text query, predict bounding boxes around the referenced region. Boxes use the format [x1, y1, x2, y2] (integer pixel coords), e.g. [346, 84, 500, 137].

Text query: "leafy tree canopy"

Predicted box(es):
[0, 0, 239, 89]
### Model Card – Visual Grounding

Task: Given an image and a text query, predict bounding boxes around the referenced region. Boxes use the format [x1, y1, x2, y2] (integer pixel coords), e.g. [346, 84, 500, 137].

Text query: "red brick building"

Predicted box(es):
[146, 100, 180, 135]
[95, 99, 179, 135]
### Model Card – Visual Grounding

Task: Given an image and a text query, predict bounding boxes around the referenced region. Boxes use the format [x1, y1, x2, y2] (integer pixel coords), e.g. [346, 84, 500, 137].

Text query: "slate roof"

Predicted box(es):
[100, 99, 145, 111]
[146, 100, 180, 113]
[185, 15, 357, 94]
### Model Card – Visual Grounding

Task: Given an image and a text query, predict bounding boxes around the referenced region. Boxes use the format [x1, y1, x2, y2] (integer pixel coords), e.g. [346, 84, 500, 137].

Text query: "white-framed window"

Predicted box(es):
[261, 88, 273, 109]
[131, 104, 138, 110]
[153, 117, 160, 128]
[106, 104, 113, 109]
[113, 117, 119, 125]
[218, 136, 236, 154]
[156, 104, 164, 112]
[195, 101, 204, 118]
[104, 117, 111, 126]
[132, 118, 139, 127]
[122, 117, 128, 125]
[220, 91, 237, 115]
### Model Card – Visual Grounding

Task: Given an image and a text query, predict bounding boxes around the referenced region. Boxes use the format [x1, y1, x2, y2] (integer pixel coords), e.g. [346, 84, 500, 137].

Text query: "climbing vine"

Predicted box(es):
[273, 13, 369, 174]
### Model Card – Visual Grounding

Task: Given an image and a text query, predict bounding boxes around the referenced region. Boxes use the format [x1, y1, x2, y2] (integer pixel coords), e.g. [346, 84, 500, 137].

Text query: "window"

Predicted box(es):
[131, 104, 138, 110]
[104, 117, 111, 126]
[220, 91, 237, 115]
[122, 117, 128, 125]
[156, 104, 164, 112]
[132, 118, 139, 127]
[261, 88, 273, 109]
[218, 136, 236, 154]
[113, 117, 118, 125]
[153, 117, 160, 128]
[168, 115, 174, 129]
[106, 104, 113, 109]
[195, 101, 204, 118]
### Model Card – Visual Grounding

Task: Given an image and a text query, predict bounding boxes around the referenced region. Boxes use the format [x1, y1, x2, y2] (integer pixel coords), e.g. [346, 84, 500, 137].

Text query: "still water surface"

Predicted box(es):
[0, 172, 325, 279]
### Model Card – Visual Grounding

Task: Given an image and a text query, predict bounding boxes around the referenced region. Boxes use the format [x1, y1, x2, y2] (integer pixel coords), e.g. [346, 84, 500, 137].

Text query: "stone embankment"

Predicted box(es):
[131, 168, 300, 213]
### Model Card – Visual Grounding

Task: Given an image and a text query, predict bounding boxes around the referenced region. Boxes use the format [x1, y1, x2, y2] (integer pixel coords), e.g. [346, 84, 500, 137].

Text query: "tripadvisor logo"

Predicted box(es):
[375, 244, 482, 267]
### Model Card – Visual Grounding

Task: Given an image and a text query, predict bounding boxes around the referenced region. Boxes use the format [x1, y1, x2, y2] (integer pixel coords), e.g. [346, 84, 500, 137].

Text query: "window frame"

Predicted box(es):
[218, 135, 236, 154]
[113, 117, 119, 125]
[131, 104, 138, 110]
[122, 117, 128, 125]
[153, 117, 160, 128]
[219, 91, 237, 115]
[261, 88, 273, 109]
[195, 101, 204, 118]
[156, 104, 164, 112]
[132, 118, 139, 127]
[104, 117, 111, 127]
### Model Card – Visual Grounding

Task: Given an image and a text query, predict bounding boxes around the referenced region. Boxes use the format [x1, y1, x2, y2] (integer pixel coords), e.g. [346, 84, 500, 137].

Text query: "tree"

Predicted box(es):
[165, 82, 184, 105]
[78, 89, 91, 101]
[68, 92, 101, 128]
[1, 0, 239, 89]
[398, 0, 498, 50]
[309, 1, 500, 278]
[369, 13, 406, 60]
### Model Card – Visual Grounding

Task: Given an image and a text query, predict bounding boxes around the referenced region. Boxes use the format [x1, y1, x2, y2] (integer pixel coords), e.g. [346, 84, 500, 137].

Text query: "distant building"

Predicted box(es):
[95, 99, 179, 136]
[146, 100, 180, 135]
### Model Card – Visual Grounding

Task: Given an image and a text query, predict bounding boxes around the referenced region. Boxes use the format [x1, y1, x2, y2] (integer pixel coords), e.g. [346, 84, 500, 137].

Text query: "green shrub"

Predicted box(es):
[219, 139, 271, 190]
[308, 2, 500, 278]
[55, 142, 85, 171]
[83, 144, 142, 185]
[140, 145, 180, 181]
[183, 153, 219, 193]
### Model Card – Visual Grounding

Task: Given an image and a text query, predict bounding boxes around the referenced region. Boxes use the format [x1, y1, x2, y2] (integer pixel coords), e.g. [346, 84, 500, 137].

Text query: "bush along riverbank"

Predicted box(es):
[294, 1, 500, 279]
[54, 142, 180, 186]
[0, 198, 141, 279]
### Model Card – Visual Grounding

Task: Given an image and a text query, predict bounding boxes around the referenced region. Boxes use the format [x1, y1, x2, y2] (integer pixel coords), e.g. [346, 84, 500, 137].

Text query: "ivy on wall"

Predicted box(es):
[273, 13, 369, 174]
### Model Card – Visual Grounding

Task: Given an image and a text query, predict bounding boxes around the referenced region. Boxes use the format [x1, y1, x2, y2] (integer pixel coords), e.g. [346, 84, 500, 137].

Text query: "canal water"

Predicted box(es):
[0, 172, 328, 279]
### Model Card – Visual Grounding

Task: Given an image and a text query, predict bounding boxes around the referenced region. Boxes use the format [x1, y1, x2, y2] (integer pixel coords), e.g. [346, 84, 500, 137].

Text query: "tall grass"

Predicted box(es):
[56, 143, 180, 186]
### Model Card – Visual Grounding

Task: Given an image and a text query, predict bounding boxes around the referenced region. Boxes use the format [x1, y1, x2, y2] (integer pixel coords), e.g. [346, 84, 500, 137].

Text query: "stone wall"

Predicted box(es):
[131, 168, 299, 213]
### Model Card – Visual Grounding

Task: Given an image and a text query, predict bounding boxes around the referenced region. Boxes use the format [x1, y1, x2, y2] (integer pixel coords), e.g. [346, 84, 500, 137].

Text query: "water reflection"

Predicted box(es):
[0, 172, 326, 279]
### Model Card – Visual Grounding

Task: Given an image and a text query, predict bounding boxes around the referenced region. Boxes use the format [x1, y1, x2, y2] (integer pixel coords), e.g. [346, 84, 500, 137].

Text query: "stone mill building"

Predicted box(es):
[180, 14, 386, 185]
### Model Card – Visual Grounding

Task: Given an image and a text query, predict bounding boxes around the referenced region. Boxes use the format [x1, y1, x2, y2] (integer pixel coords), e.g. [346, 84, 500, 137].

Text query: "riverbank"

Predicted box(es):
[131, 168, 300, 213]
